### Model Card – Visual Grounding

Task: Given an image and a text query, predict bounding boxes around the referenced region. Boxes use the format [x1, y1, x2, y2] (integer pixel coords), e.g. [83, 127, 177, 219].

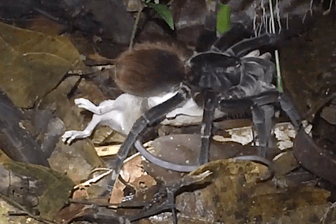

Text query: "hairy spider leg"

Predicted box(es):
[199, 90, 218, 164]
[228, 33, 279, 57]
[167, 188, 178, 224]
[196, 1, 272, 55]
[195, 0, 218, 52]
[218, 93, 271, 157]
[196, 0, 255, 53]
[252, 105, 274, 157]
[278, 94, 301, 129]
[211, 23, 253, 52]
[219, 91, 301, 157]
[134, 140, 198, 171]
[253, 93, 301, 156]
[101, 86, 190, 197]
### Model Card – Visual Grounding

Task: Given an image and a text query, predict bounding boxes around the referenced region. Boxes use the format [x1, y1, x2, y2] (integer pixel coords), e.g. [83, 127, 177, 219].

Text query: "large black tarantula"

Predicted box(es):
[96, 17, 302, 196]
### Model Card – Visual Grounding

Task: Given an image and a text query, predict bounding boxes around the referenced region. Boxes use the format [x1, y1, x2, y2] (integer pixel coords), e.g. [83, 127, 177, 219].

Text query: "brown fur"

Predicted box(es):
[114, 42, 192, 97]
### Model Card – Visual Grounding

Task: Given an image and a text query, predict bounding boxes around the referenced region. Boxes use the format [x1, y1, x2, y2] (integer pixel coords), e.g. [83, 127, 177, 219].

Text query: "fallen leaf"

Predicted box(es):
[0, 22, 84, 108]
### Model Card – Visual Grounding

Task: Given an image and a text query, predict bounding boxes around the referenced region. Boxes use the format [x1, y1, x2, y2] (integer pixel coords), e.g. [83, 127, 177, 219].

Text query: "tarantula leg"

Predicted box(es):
[199, 90, 218, 164]
[228, 33, 279, 57]
[197, 0, 252, 52]
[250, 91, 279, 157]
[212, 23, 252, 52]
[135, 140, 198, 172]
[100, 87, 189, 197]
[250, 92, 300, 157]
[251, 105, 274, 157]
[195, 0, 218, 51]
[167, 188, 178, 224]
[278, 94, 301, 130]
[219, 91, 279, 158]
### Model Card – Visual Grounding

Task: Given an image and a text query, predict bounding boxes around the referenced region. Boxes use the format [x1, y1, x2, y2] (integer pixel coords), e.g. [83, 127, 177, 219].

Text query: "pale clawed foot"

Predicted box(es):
[74, 98, 99, 114]
[62, 130, 90, 144]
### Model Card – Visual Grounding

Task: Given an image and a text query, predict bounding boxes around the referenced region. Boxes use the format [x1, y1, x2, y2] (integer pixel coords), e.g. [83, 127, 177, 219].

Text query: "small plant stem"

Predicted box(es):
[129, 4, 144, 51]
[269, 0, 283, 92]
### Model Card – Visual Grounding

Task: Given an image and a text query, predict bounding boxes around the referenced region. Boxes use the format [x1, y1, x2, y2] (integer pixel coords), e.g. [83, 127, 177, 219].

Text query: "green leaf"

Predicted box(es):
[148, 3, 174, 30]
[217, 3, 230, 34]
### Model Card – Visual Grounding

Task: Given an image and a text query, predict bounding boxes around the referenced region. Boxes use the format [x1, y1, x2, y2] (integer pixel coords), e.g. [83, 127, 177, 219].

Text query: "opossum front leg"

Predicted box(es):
[75, 98, 115, 115]
[62, 114, 102, 144]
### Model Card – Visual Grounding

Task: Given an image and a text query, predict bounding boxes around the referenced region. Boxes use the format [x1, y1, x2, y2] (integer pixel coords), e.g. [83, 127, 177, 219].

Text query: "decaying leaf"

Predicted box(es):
[294, 128, 336, 186]
[110, 153, 156, 204]
[0, 21, 84, 108]
[140, 160, 330, 223]
[0, 148, 74, 220]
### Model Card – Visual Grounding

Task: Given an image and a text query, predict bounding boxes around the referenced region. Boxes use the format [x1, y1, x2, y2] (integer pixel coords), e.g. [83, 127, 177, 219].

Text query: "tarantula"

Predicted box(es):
[62, 11, 301, 198]
[92, 21, 301, 196]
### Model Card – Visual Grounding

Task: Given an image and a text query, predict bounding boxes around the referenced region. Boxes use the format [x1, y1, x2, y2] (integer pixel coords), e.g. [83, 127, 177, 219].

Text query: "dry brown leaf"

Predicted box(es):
[169, 160, 331, 224]
[0, 22, 84, 108]
[110, 154, 156, 204]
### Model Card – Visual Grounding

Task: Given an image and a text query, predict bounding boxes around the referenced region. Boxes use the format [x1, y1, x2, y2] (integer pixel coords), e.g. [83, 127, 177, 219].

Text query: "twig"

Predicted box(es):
[69, 198, 145, 208]
[74, 169, 112, 190]
[129, 3, 144, 51]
